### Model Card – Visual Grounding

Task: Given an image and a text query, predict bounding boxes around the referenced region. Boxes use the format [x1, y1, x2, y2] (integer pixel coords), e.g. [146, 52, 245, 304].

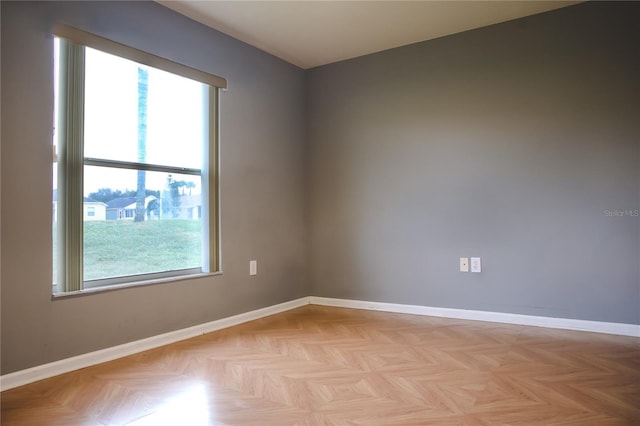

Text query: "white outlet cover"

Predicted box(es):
[250, 260, 257, 276]
[460, 257, 469, 272]
[471, 257, 481, 273]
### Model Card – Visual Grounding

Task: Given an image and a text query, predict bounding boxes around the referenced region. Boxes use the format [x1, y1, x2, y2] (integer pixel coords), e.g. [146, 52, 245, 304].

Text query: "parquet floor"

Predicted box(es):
[2, 305, 639, 425]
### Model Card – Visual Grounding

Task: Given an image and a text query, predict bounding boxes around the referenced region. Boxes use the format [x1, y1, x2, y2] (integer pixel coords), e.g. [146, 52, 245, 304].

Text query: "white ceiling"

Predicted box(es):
[158, 1, 581, 69]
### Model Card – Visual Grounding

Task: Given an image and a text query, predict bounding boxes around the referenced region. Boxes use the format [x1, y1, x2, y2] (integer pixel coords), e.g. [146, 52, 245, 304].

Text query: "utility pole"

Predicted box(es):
[135, 67, 148, 222]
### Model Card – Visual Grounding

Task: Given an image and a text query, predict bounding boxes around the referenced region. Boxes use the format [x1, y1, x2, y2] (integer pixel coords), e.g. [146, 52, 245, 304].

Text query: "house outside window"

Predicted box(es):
[52, 26, 225, 294]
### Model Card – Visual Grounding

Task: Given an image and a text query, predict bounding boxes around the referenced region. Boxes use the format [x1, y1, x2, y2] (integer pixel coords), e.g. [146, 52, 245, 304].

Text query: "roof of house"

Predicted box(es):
[106, 197, 137, 209]
[106, 195, 157, 209]
[52, 190, 104, 204]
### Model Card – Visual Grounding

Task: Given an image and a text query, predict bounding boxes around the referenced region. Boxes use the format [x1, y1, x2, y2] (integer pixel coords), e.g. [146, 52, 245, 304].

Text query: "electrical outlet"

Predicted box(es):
[471, 257, 481, 273]
[460, 257, 469, 272]
[250, 260, 257, 276]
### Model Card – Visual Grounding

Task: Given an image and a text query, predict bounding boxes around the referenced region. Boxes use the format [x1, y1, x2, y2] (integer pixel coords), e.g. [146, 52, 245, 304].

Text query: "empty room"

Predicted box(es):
[1, 1, 638, 424]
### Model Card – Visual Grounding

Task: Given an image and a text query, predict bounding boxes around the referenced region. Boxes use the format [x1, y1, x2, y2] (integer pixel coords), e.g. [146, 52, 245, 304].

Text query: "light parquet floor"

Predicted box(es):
[2, 305, 639, 425]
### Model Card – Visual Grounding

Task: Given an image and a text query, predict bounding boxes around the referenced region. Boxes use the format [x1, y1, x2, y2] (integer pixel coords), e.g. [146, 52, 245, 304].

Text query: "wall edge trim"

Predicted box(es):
[309, 296, 640, 337]
[3, 296, 638, 391]
[0, 297, 310, 391]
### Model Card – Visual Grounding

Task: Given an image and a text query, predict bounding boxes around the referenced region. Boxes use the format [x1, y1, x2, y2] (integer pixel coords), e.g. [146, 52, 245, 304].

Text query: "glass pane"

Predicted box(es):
[83, 47, 205, 169]
[84, 166, 202, 281]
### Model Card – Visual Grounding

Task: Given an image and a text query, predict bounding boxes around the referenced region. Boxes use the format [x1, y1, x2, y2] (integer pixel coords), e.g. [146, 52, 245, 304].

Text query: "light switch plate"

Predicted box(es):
[250, 260, 257, 276]
[471, 257, 481, 273]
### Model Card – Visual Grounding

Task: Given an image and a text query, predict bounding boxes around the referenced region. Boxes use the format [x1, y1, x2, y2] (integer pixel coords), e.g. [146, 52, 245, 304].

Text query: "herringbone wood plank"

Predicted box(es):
[2, 305, 639, 425]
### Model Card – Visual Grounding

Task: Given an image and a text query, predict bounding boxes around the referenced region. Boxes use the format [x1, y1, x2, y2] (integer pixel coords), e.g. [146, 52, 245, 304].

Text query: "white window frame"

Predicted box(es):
[53, 25, 225, 294]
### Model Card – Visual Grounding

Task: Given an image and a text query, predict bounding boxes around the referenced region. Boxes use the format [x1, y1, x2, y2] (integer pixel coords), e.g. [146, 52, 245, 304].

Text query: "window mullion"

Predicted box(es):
[58, 39, 85, 292]
[83, 157, 201, 176]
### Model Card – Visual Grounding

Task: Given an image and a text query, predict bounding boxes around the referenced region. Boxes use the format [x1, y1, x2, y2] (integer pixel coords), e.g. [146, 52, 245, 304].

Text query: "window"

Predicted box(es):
[52, 26, 226, 294]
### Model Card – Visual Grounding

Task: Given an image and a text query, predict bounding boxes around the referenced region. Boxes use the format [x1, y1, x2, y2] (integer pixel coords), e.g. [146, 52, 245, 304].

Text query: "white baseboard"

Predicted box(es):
[308, 296, 640, 337]
[0, 297, 310, 392]
[3, 295, 638, 391]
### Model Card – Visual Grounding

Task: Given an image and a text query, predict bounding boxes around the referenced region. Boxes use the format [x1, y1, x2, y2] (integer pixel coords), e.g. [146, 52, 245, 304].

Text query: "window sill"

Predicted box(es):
[52, 271, 222, 300]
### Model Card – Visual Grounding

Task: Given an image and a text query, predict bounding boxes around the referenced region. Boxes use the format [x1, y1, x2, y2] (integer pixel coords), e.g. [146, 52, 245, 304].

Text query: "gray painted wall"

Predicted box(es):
[2, 1, 639, 376]
[1, 1, 308, 374]
[307, 2, 639, 324]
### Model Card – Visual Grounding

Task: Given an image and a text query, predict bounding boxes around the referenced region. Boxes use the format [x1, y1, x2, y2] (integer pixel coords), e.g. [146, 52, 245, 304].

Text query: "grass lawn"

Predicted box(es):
[83, 219, 201, 281]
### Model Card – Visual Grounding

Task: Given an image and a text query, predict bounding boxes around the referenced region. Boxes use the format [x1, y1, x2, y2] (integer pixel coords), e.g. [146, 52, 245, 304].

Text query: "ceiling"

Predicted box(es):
[157, 1, 581, 69]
